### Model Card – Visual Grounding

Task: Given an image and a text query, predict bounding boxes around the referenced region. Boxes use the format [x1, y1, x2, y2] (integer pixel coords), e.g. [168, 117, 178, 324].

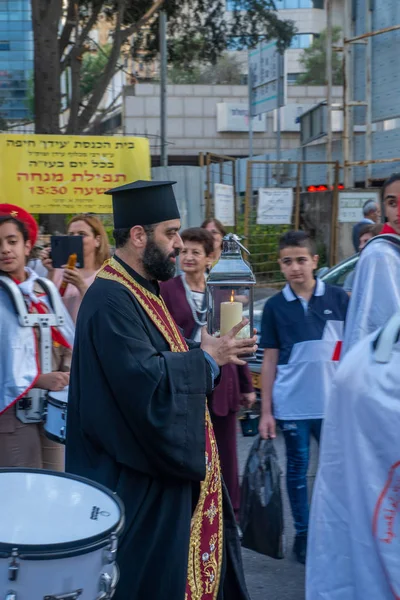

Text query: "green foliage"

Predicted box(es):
[235, 211, 288, 283]
[297, 27, 343, 86]
[168, 64, 203, 84]
[138, 0, 296, 65]
[168, 52, 243, 85]
[80, 44, 112, 98]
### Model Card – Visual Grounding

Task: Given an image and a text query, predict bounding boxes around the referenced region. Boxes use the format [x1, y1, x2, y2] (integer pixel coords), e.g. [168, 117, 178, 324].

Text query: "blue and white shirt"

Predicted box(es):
[260, 279, 349, 420]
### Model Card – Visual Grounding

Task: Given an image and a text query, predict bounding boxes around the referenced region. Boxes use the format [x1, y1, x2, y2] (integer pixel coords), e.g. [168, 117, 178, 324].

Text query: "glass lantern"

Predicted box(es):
[206, 234, 256, 360]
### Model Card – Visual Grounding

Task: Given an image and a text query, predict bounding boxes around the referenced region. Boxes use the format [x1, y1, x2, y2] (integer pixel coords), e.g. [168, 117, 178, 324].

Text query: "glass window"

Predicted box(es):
[272, 0, 324, 7]
[289, 34, 314, 49]
[8, 1, 25, 10]
[8, 51, 26, 60]
[9, 11, 23, 20]
[0, 41, 9, 50]
[287, 73, 301, 84]
[226, 0, 247, 9]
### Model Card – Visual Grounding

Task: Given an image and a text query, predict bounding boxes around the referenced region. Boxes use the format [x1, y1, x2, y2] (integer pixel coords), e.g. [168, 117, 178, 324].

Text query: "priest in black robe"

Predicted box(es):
[65, 180, 257, 600]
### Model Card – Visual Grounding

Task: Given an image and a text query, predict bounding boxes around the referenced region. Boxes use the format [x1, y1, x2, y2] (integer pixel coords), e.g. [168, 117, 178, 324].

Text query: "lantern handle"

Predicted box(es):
[227, 233, 251, 256]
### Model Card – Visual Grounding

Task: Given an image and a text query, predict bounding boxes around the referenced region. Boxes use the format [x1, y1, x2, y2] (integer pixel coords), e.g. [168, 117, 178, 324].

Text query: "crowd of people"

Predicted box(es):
[0, 172, 399, 599]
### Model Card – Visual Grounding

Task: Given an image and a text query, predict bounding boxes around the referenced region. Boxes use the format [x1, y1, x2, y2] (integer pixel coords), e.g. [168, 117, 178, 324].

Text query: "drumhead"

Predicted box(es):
[0, 469, 124, 554]
[48, 387, 69, 406]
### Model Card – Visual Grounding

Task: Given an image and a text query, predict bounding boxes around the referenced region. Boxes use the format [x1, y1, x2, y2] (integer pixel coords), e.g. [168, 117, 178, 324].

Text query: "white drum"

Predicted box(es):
[0, 469, 124, 600]
[44, 388, 69, 444]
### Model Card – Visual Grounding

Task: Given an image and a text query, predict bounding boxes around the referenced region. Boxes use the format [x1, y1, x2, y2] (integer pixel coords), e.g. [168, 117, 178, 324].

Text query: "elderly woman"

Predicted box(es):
[161, 227, 255, 517]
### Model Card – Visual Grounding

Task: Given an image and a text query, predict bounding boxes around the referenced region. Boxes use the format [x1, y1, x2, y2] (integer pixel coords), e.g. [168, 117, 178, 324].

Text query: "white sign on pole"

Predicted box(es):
[338, 191, 380, 223]
[257, 188, 293, 225]
[214, 183, 235, 226]
[249, 40, 285, 117]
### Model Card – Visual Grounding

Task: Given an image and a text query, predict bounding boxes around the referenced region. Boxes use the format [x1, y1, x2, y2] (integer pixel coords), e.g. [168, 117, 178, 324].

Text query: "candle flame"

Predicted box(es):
[230, 290, 235, 303]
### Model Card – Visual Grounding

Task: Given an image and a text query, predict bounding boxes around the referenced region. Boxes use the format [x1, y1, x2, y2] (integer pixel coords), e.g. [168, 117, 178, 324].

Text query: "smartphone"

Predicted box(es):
[50, 236, 84, 269]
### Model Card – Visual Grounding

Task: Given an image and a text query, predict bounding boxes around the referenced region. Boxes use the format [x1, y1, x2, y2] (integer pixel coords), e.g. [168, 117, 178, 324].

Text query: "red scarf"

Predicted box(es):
[381, 223, 398, 235]
[13, 277, 71, 350]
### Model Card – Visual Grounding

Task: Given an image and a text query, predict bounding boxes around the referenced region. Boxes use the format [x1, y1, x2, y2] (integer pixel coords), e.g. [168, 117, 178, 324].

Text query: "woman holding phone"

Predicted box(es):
[42, 214, 110, 322]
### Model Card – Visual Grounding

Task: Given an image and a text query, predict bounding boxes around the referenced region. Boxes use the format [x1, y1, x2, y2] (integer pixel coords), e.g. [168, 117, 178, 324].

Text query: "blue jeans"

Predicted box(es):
[278, 419, 323, 536]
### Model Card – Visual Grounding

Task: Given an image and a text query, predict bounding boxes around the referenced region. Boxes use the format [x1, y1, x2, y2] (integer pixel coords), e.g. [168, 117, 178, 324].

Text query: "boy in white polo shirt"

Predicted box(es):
[259, 231, 349, 564]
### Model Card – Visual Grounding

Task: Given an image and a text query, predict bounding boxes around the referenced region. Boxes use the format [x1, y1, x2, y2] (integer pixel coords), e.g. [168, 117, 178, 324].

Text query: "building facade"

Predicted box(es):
[0, 0, 33, 123]
[226, 0, 344, 84]
[122, 82, 343, 164]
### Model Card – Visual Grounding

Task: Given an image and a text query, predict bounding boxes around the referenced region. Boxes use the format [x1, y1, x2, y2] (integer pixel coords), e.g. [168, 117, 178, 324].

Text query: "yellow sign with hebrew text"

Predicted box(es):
[0, 134, 151, 213]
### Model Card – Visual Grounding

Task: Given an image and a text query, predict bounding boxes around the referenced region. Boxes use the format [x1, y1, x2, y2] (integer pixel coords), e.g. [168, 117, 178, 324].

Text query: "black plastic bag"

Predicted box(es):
[240, 435, 285, 559]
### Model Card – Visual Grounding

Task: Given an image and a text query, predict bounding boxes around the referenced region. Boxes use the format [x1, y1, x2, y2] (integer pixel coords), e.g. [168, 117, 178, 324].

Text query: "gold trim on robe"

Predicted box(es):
[97, 258, 223, 599]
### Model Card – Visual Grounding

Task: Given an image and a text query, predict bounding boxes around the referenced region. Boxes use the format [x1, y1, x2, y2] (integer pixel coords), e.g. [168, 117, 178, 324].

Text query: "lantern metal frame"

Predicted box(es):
[206, 234, 256, 360]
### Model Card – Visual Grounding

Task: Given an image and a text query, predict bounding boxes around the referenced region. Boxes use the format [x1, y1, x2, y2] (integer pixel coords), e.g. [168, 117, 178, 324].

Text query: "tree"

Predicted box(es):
[80, 44, 112, 97]
[199, 54, 244, 85]
[31, 0, 296, 135]
[169, 52, 243, 85]
[297, 27, 343, 86]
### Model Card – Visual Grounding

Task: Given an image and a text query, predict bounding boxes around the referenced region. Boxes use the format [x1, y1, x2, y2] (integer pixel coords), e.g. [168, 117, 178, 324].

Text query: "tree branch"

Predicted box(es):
[75, 0, 126, 133]
[59, 0, 76, 57]
[60, 1, 103, 73]
[121, 0, 165, 43]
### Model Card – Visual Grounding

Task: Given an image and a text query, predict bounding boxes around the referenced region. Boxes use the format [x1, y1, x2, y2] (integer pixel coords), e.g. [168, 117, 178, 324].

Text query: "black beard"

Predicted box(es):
[142, 238, 178, 282]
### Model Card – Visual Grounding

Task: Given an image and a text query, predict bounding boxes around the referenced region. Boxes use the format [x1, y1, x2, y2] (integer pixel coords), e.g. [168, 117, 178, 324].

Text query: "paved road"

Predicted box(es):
[237, 428, 319, 600]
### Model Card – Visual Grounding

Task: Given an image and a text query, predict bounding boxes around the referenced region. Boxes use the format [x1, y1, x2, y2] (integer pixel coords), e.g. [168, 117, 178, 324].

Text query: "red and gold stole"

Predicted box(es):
[97, 258, 223, 599]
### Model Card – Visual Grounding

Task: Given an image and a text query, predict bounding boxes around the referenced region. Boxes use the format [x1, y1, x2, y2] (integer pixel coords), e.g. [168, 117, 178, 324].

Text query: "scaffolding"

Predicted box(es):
[340, 1, 400, 187]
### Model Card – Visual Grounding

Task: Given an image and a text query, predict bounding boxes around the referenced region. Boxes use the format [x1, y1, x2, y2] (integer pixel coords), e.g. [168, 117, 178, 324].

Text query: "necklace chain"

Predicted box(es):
[181, 273, 207, 327]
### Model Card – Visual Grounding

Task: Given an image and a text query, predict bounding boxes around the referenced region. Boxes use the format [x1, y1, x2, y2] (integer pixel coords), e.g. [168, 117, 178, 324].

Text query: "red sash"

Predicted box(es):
[12, 277, 71, 350]
[97, 258, 224, 599]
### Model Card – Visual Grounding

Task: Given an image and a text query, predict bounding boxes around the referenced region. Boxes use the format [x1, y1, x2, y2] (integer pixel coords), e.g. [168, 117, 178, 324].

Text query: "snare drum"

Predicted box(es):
[44, 388, 68, 444]
[0, 469, 124, 600]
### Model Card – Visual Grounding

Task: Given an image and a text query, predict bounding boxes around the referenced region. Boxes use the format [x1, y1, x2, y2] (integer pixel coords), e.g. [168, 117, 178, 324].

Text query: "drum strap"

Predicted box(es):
[0, 276, 68, 423]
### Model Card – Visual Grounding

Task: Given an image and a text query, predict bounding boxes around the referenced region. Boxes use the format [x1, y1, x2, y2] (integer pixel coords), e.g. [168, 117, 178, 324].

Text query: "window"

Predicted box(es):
[0, 41, 9, 51]
[290, 34, 316, 49]
[226, 0, 247, 9]
[287, 73, 301, 84]
[226, 35, 252, 50]
[274, 0, 323, 7]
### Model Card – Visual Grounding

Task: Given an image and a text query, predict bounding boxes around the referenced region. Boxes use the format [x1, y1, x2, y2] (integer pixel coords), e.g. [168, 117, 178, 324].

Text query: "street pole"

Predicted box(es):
[248, 52, 253, 159]
[365, 0, 373, 186]
[343, 0, 354, 188]
[160, 10, 168, 167]
[326, 0, 333, 187]
[276, 52, 281, 186]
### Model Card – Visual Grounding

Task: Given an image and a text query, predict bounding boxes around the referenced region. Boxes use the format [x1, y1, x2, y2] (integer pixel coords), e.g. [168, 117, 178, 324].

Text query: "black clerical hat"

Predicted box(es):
[105, 180, 180, 228]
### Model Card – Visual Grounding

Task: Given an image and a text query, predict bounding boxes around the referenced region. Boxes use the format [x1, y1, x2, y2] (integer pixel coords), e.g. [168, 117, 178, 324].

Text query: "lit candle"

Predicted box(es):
[220, 291, 243, 336]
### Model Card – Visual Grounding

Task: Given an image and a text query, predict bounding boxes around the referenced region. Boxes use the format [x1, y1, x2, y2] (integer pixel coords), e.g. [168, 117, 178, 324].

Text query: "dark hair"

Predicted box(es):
[181, 227, 214, 257]
[278, 230, 317, 256]
[0, 215, 29, 243]
[371, 223, 383, 236]
[382, 173, 400, 201]
[113, 224, 154, 249]
[201, 218, 226, 238]
[358, 223, 376, 241]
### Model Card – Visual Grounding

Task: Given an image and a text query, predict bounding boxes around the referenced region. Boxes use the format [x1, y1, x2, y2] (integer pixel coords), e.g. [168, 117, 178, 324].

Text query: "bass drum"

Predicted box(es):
[44, 387, 68, 444]
[0, 469, 124, 599]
